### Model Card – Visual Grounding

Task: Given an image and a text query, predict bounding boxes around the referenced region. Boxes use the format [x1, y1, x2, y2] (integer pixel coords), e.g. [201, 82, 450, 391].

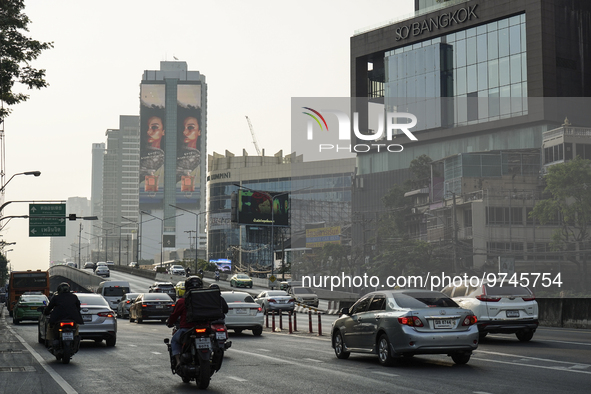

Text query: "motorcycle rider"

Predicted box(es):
[43, 282, 84, 346]
[166, 277, 229, 369]
[215, 269, 220, 281]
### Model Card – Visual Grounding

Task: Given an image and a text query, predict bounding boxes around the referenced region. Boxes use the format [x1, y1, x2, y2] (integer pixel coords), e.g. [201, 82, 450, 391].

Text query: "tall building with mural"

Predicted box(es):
[139, 62, 207, 263]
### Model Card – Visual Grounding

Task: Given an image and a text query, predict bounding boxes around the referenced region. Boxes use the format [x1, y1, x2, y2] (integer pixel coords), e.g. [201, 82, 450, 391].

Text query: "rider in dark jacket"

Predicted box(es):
[44, 282, 84, 342]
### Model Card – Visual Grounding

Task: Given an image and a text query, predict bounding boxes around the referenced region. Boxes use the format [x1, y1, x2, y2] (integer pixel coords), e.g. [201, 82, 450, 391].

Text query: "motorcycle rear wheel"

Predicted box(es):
[196, 357, 211, 389]
[62, 343, 71, 364]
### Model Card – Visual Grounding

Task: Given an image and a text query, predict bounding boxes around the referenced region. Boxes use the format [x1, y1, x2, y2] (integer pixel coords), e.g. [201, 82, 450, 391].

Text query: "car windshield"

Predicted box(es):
[76, 294, 110, 307]
[171, 266, 183, 270]
[144, 293, 172, 301]
[393, 292, 459, 308]
[104, 287, 130, 296]
[267, 291, 288, 296]
[20, 295, 47, 303]
[293, 287, 313, 294]
[237, 274, 250, 279]
[157, 284, 174, 288]
[485, 284, 532, 296]
[222, 292, 255, 303]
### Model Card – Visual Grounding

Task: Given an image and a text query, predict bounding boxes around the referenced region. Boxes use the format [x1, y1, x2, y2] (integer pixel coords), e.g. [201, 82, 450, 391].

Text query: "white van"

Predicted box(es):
[97, 281, 131, 311]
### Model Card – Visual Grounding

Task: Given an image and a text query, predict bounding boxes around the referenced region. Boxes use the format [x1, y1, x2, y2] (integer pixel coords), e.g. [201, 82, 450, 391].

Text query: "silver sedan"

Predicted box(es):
[331, 290, 479, 365]
[254, 290, 295, 314]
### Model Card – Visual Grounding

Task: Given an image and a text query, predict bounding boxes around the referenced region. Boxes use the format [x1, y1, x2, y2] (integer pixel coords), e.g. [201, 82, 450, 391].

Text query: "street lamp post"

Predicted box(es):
[0, 171, 41, 194]
[140, 212, 184, 268]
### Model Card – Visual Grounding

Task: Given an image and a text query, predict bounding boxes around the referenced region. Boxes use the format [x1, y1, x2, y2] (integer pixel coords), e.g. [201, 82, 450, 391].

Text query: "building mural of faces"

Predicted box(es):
[177, 84, 202, 199]
[140, 84, 166, 200]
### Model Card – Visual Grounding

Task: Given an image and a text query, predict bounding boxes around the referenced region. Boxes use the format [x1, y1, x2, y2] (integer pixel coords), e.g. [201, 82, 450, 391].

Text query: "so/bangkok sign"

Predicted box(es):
[395, 4, 479, 41]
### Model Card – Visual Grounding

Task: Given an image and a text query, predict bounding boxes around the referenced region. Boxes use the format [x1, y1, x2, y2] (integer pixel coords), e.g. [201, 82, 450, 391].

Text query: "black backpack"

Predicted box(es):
[184, 288, 225, 323]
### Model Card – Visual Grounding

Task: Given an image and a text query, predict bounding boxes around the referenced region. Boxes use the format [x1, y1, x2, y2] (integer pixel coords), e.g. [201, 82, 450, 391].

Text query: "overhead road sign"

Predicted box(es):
[29, 203, 66, 237]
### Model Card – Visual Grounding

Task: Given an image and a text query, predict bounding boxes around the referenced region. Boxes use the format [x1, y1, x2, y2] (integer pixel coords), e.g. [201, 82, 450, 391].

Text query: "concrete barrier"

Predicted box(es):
[538, 298, 591, 329]
[49, 265, 105, 293]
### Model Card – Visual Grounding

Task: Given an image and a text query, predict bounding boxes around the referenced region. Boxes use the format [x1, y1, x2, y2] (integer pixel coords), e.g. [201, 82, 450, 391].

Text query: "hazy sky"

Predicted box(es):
[2, 0, 414, 271]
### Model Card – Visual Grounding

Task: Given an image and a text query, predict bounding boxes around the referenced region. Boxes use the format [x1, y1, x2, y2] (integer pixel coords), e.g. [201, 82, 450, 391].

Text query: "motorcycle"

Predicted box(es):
[41, 319, 80, 364]
[215, 272, 220, 282]
[164, 320, 232, 389]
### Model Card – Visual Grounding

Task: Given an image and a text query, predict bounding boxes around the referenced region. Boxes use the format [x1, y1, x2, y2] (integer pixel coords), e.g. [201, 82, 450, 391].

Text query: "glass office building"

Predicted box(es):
[207, 151, 354, 271]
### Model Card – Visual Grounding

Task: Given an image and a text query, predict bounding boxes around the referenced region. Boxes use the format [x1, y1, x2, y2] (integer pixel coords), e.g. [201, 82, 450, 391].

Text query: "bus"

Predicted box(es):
[7, 270, 50, 317]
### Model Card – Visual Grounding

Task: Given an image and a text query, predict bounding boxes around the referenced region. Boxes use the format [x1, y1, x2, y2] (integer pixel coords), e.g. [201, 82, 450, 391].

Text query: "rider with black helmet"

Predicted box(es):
[166, 276, 205, 368]
[43, 282, 84, 344]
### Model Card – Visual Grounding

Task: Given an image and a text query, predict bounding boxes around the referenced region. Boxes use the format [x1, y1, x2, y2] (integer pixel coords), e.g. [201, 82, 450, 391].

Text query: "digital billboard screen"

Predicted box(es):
[210, 259, 232, 273]
[176, 84, 202, 206]
[139, 83, 166, 206]
[237, 190, 289, 226]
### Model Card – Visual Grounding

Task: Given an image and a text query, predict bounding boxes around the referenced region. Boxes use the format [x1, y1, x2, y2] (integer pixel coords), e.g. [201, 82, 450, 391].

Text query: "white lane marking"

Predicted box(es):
[230, 349, 430, 394]
[258, 348, 270, 352]
[228, 376, 248, 382]
[473, 392, 493, 394]
[475, 350, 591, 368]
[372, 371, 399, 377]
[473, 357, 591, 375]
[128, 344, 137, 347]
[538, 339, 591, 346]
[151, 352, 162, 355]
[303, 358, 322, 363]
[5, 323, 78, 394]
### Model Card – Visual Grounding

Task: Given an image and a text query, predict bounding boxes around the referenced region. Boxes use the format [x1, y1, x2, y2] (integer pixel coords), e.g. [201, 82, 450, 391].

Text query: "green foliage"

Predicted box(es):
[0, 253, 7, 286]
[0, 0, 53, 119]
[530, 157, 591, 290]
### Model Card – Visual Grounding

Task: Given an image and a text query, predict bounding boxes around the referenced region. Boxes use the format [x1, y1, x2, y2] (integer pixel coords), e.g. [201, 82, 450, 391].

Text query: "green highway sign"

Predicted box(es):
[29, 203, 66, 237]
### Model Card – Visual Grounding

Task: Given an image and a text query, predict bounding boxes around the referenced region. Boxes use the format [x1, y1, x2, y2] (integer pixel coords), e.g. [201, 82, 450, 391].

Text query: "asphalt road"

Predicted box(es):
[2, 271, 591, 394]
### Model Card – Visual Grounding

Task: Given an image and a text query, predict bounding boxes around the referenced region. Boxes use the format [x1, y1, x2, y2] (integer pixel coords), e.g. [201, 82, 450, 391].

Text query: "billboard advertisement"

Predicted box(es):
[210, 258, 232, 273]
[306, 226, 341, 248]
[237, 190, 289, 226]
[176, 83, 202, 206]
[139, 83, 166, 205]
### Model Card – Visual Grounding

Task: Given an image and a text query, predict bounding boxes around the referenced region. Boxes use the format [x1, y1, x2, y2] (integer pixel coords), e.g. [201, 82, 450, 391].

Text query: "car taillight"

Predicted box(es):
[397, 316, 424, 327]
[97, 312, 114, 318]
[462, 315, 478, 326]
[171, 304, 175, 308]
[288, 298, 295, 303]
[142, 304, 148, 308]
[126, 300, 131, 304]
[522, 296, 536, 301]
[59, 322, 75, 327]
[268, 299, 276, 303]
[476, 295, 501, 302]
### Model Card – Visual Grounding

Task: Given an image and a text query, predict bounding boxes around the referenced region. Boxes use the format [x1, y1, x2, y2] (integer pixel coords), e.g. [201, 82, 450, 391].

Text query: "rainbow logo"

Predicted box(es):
[302, 107, 329, 131]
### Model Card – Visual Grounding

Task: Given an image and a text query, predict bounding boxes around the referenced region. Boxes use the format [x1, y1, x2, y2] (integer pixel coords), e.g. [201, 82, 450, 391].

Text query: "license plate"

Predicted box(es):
[195, 337, 211, 350]
[506, 310, 520, 318]
[235, 308, 248, 314]
[82, 314, 92, 322]
[30, 306, 38, 310]
[279, 300, 285, 303]
[62, 332, 74, 341]
[216, 332, 226, 340]
[433, 319, 453, 329]
[155, 305, 164, 309]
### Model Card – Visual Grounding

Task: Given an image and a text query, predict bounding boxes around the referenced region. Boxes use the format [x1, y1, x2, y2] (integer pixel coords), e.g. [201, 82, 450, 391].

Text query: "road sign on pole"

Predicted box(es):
[29, 203, 66, 237]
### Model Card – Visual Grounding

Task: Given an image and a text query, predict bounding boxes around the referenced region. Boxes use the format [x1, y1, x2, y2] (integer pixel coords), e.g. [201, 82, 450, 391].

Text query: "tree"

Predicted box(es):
[530, 157, 591, 291]
[0, 1, 53, 120]
[0, 252, 7, 286]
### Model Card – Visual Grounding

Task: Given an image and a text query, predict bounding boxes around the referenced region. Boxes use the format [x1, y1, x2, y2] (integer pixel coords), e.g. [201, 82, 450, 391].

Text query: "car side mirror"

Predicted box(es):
[340, 307, 350, 316]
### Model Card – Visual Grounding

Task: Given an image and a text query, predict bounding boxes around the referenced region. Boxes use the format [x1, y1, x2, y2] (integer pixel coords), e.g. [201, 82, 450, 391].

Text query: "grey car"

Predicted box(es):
[254, 290, 295, 314]
[116, 292, 140, 318]
[331, 290, 479, 365]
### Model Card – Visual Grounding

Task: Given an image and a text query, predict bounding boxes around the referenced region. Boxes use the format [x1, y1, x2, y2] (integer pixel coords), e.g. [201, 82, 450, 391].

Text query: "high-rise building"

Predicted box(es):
[100, 115, 140, 265]
[90, 142, 105, 254]
[349, 0, 591, 271]
[139, 61, 206, 263]
[49, 196, 91, 265]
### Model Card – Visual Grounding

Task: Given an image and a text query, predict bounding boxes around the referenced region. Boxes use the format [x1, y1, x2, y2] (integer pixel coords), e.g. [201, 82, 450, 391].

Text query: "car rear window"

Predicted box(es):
[20, 295, 47, 303]
[394, 292, 459, 308]
[104, 287, 130, 296]
[144, 293, 173, 301]
[293, 287, 314, 294]
[76, 294, 110, 306]
[485, 284, 532, 296]
[267, 291, 288, 297]
[222, 292, 255, 303]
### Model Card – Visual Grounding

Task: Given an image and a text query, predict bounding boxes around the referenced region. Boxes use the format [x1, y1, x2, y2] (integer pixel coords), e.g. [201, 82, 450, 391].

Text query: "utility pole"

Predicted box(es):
[452, 192, 458, 273]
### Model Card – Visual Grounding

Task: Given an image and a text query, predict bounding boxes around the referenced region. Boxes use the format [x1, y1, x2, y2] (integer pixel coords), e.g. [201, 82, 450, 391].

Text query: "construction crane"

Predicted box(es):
[245, 116, 262, 156]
